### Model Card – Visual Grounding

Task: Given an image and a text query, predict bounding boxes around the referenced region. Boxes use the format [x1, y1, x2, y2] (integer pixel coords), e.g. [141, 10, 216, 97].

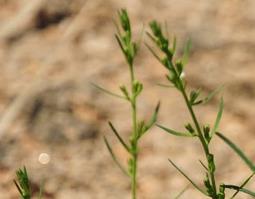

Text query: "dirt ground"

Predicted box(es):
[0, 0, 254, 198]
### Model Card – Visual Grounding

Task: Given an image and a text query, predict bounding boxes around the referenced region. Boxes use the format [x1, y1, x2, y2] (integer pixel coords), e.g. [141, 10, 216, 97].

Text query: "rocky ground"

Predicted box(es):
[0, 0, 254, 198]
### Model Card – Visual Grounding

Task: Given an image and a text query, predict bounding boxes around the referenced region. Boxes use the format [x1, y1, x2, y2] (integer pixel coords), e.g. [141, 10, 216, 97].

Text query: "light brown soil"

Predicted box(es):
[0, 0, 254, 198]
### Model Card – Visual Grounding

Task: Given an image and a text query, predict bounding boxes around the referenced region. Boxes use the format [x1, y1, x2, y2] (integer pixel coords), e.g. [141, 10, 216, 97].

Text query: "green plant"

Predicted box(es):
[147, 19, 255, 198]
[13, 9, 255, 199]
[14, 167, 31, 199]
[14, 167, 43, 199]
[94, 9, 159, 199]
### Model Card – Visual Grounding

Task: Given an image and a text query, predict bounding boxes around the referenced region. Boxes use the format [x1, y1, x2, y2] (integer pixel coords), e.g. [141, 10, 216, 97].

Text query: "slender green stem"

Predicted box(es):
[167, 57, 218, 197]
[131, 153, 137, 199]
[108, 9, 152, 199]
[180, 86, 208, 154]
[147, 20, 244, 198]
[131, 90, 137, 138]
[131, 100, 138, 199]
[179, 83, 218, 198]
[130, 65, 135, 84]
[130, 64, 138, 199]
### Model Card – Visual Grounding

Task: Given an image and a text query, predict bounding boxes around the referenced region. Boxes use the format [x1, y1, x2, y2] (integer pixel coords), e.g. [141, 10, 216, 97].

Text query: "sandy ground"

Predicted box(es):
[0, 0, 254, 198]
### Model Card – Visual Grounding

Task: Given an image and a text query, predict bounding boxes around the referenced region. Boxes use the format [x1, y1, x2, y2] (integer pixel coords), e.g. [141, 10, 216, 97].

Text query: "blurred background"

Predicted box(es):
[0, 0, 254, 198]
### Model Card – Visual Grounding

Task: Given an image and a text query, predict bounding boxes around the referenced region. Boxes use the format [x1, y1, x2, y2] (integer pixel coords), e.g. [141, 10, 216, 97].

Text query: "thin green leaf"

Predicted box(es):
[145, 42, 161, 63]
[146, 31, 158, 45]
[216, 132, 255, 171]
[156, 83, 174, 88]
[210, 98, 224, 139]
[14, 180, 23, 196]
[137, 120, 145, 138]
[199, 160, 208, 171]
[174, 185, 189, 199]
[172, 36, 177, 53]
[104, 136, 129, 176]
[144, 102, 160, 132]
[224, 185, 255, 197]
[202, 85, 224, 104]
[120, 85, 130, 100]
[189, 89, 201, 105]
[115, 34, 127, 57]
[238, 188, 255, 197]
[192, 100, 203, 106]
[182, 39, 192, 65]
[91, 83, 125, 99]
[157, 124, 195, 137]
[168, 159, 208, 196]
[112, 18, 121, 36]
[231, 172, 255, 199]
[108, 122, 130, 152]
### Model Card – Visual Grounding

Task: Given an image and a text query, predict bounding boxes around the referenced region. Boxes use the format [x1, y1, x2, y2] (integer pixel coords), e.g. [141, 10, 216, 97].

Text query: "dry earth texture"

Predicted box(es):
[0, 0, 254, 198]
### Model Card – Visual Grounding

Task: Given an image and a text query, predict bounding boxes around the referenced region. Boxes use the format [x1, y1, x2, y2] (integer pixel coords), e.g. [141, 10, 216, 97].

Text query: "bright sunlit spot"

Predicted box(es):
[38, 153, 50, 165]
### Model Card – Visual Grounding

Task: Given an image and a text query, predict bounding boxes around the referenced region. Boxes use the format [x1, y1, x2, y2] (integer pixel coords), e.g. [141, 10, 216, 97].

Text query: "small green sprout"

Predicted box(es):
[14, 167, 44, 199]
[14, 167, 31, 199]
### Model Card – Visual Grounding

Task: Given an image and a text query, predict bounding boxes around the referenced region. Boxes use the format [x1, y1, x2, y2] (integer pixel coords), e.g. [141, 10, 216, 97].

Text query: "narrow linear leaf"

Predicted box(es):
[231, 172, 255, 199]
[238, 188, 255, 197]
[145, 42, 161, 63]
[156, 83, 174, 88]
[103, 137, 129, 176]
[137, 120, 145, 138]
[157, 124, 194, 137]
[112, 18, 121, 36]
[202, 85, 224, 104]
[108, 122, 130, 152]
[120, 85, 130, 100]
[216, 132, 255, 171]
[182, 39, 192, 65]
[224, 185, 255, 197]
[199, 160, 208, 171]
[146, 31, 158, 45]
[168, 159, 208, 196]
[210, 98, 224, 138]
[13, 180, 23, 196]
[115, 34, 127, 58]
[174, 185, 189, 199]
[91, 83, 125, 99]
[192, 100, 203, 106]
[172, 36, 177, 53]
[189, 89, 201, 105]
[144, 101, 160, 131]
